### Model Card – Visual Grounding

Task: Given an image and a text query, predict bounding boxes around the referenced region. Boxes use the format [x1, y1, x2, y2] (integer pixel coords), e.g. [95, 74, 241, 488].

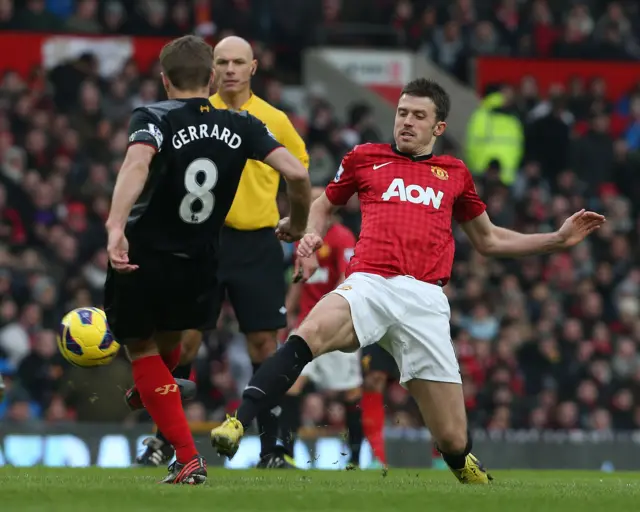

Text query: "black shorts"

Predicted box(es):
[361, 344, 399, 380]
[104, 245, 218, 343]
[210, 226, 286, 333]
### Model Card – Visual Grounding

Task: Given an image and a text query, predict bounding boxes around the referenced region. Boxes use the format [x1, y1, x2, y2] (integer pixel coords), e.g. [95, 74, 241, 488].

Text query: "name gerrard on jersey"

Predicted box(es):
[381, 178, 444, 209]
[172, 123, 242, 150]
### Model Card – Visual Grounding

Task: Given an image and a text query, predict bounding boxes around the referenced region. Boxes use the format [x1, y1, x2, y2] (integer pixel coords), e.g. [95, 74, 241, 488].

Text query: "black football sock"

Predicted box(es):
[237, 335, 313, 429]
[155, 429, 170, 445]
[439, 429, 472, 470]
[345, 399, 363, 465]
[253, 362, 281, 457]
[279, 394, 302, 457]
[172, 363, 192, 380]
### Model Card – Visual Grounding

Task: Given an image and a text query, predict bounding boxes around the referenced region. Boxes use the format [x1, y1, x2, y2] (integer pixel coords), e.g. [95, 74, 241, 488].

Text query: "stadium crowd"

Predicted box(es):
[1, 0, 640, 436]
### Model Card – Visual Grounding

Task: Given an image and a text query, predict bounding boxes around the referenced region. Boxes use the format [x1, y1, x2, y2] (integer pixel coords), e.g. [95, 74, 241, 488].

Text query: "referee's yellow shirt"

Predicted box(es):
[209, 93, 309, 230]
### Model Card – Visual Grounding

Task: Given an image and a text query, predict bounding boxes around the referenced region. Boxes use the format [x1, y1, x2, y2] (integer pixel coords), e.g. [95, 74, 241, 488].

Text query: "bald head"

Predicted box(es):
[213, 36, 256, 97]
[214, 36, 254, 60]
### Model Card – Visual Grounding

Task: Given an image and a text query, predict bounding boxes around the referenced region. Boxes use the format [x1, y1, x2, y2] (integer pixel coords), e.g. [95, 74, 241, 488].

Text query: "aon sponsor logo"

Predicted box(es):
[381, 178, 444, 209]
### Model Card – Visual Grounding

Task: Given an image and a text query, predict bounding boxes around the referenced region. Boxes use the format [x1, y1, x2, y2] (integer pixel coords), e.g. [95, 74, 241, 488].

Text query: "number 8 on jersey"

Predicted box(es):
[179, 158, 219, 224]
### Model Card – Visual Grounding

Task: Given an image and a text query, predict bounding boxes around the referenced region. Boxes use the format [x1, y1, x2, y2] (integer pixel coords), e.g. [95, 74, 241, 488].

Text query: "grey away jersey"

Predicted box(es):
[125, 98, 282, 255]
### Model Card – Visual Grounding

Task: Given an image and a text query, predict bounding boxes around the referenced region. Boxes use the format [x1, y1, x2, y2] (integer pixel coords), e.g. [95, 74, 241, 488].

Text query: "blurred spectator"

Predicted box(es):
[624, 94, 640, 150]
[466, 87, 524, 184]
[570, 113, 614, 195]
[17, 329, 62, 407]
[65, 0, 101, 33]
[16, 0, 62, 31]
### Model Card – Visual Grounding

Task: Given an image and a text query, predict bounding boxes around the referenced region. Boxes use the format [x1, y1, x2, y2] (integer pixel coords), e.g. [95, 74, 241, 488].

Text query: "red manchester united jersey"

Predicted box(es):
[324, 143, 486, 285]
[296, 223, 356, 322]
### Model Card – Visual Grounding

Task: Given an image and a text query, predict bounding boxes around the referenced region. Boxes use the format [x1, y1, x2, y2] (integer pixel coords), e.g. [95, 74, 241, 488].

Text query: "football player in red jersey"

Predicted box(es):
[211, 78, 605, 483]
[277, 186, 364, 469]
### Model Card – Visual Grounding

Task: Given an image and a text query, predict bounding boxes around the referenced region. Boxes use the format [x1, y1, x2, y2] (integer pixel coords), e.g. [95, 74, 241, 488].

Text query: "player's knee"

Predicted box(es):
[295, 319, 327, 357]
[435, 428, 468, 456]
[179, 329, 202, 365]
[364, 372, 387, 393]
[246, 330, 278, 362]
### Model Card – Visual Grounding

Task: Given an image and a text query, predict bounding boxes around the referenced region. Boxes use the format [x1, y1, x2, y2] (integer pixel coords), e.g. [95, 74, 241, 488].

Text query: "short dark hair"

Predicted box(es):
[160, 35, 213, 90]
[401, 78, 451, 122]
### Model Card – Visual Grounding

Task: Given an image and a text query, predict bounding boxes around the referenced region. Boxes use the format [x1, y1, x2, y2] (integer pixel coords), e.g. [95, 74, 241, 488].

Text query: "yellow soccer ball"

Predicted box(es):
[57, 307, 120, 367]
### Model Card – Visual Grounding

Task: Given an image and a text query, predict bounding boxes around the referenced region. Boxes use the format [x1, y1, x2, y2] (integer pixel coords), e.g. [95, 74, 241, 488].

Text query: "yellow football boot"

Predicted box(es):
[210, 415, 244, 459]
[449, 453, 493, 484]
[283, 454, 298, 468]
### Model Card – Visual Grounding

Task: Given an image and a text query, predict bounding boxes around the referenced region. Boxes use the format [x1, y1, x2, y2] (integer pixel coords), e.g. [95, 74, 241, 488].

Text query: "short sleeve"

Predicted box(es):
[244, 113, 283, 161]
[332, 227, 356, 275]
[127, 108, 166, 152]
[325, 149, 358, 206]
[453, 166, 487, 224]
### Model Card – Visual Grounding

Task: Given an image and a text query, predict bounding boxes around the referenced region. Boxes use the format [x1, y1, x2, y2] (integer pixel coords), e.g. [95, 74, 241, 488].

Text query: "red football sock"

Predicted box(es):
[132, 355, 197, 463]
[361, 391, 386, 465]
[161, 345, 181, 372]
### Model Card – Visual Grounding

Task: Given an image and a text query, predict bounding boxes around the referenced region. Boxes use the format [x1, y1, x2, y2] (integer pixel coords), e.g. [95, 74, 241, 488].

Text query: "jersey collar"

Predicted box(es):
[210, 92, 254, 112]
[391, 144, 433, 162]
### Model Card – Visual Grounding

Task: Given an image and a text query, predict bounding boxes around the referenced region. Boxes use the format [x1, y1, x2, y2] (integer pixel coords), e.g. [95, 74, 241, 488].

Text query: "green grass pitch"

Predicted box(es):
[1, 467, 639, 512]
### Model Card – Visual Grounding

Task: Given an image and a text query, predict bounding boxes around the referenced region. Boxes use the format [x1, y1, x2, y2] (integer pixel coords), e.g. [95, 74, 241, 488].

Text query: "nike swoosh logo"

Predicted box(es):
[373, 162, 392, 170]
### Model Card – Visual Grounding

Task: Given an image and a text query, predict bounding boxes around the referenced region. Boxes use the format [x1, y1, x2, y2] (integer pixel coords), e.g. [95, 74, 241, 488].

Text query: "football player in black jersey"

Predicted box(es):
[104, 35, 310, 484]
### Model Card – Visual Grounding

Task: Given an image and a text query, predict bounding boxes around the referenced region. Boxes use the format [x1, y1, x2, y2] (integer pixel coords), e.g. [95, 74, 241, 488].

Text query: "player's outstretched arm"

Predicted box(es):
[296, 193, 336, 258]
[461, 209, 605, 258]
[264, 147, 311, 237]
[105, 145, 155, 232]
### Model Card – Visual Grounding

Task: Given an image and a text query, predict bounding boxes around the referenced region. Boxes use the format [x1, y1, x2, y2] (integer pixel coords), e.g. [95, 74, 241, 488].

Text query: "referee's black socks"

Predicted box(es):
[237, 335, 313, 428]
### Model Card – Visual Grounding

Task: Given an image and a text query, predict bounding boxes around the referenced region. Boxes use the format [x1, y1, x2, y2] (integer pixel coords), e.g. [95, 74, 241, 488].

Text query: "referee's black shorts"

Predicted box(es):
[209, 225, 287, 334]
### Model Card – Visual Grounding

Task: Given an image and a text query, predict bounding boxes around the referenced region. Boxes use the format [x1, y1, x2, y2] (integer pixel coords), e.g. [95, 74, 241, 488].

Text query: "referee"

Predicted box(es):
[210, 36, 308, 468]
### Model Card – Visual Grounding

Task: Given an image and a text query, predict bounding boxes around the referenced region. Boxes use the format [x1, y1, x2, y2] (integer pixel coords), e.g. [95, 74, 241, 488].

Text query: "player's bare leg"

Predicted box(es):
[406, 379, 491, 484]
[135, 329, 202, 467]
[211, 293, 357, 458]
[127, 332, 206, 484]
[178, 329, 202, 367]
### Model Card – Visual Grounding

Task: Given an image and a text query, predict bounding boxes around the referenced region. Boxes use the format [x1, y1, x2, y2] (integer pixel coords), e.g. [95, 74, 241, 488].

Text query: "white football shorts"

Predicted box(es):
[300, 349, 363, 391]
[331, 272, 460, 386]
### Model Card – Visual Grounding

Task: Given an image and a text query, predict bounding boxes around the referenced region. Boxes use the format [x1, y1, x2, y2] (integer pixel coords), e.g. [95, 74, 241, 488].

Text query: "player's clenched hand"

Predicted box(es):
[557, 209, 606, 248]
[107, 229, 139, 273]
[297, 233, 323, 258]
[275, 217, 306, 242]
[293, 253, 319, 283]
